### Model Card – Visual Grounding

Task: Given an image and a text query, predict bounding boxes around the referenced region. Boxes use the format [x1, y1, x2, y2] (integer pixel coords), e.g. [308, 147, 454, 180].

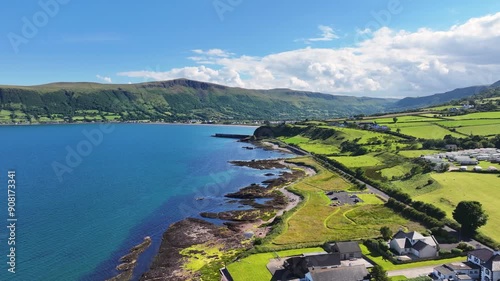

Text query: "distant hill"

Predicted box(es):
[391, 84, 495, 110]
[0, 79, 397, 123]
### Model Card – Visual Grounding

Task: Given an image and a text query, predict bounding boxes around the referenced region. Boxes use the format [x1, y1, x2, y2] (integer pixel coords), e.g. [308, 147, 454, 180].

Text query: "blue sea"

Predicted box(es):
[0, 124, 291, 281]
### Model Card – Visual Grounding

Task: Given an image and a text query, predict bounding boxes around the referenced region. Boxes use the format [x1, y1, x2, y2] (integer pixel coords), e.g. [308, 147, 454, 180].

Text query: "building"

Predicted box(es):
[283, 253, 342, 279]
[467, 249, 500, 281]
[446, 144, 459, 151]
[455, 156, 479, 166]
[305, 265, 370, 281]
[389, 230, 439, 258]
[433, 262, 481, 281]
[324, 242, 362, 260]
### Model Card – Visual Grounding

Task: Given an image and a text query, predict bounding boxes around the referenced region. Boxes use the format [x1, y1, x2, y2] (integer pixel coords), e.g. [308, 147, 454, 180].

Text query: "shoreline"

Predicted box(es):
[0, 120, 261, 128]
[138, 140, 313, 281]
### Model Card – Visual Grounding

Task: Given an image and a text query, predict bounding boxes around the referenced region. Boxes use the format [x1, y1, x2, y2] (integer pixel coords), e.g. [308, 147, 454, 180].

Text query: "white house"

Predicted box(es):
[433, 262, 481, 281]
[389, 230, 439, 259]
[467, 248, 500, 281]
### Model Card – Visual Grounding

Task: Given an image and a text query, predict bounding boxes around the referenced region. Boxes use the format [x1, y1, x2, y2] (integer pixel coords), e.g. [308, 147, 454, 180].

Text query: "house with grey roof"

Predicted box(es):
[467, 248, 500, 281]
[324, 241, 362, 260]
[389, 230, 439, 259]
[433, 262, 480, 281]
[305, 265, 369, 281]
[433, 248, 500, 281]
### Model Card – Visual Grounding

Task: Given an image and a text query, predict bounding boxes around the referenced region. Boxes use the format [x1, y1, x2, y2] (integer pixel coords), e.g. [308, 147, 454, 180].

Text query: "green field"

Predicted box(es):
[380, 163, 416, 179]
[332, 154, 384, 168]
[397, 124, 463, 139]
[270, 157, 423, 246]
[416, 173, 500, 242]
[436, 119, 500, 127]
[0, 110, 12, 122]
[445, 112, 500, 120]
[357, 194, 385, 205]
[227, 247, 323, 281]
[360, 244, 466, 271]
[398, 150, 441, 158]
[390, 173, 443, 196]
[455, 124, 500, 136]
[324, 204, 424, 240]
[370, 115, 442, 124]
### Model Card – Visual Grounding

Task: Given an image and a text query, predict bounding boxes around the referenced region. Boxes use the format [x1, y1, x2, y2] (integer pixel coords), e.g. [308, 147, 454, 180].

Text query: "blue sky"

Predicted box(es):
[1, 0, 500, 97]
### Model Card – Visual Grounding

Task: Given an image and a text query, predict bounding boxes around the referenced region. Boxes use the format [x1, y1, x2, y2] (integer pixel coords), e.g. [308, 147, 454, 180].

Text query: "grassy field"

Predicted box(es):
[324, 204, 425, 240]
[397, 124, 463, 139]
[390, 173, 443, 196]
[436, 119, 500, 127]
[357, 194, 385, 204]
[370, 116, 442, 124]
[416, 173, 500, 242]
[0, 110, 11, 122]
[360, 244, 466, 271]
[332, 154, 384, 168]
[444, 112, 500, 120]
[455, 124, 500, 136]
[270, 157, 424, 246]
[226, 247, 323, 281]
[380, 163, 416, 179]
[398, 150, 441, 158]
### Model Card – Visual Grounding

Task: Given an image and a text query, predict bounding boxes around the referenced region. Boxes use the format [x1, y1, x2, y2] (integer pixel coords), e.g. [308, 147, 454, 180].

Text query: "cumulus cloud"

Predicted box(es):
[117, 13, 500, 97]
[96, 75, 112, 83]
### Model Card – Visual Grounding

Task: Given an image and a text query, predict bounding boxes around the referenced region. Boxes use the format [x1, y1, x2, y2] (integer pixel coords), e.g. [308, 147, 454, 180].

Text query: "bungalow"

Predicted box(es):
[389, 230, 439, 259]
[324, 241, 362, 260]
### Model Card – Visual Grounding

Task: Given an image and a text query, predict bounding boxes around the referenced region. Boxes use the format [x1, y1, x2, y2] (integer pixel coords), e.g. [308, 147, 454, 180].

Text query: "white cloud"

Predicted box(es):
[96, 75, 112, 83]
[297, 25, 339, 44]
[118, 13, 500, 98]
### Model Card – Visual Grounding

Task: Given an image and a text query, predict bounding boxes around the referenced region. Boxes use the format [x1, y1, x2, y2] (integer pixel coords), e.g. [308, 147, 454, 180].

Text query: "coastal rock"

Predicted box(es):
[106, 236, 152, 281]
[140, 218, 246, 281]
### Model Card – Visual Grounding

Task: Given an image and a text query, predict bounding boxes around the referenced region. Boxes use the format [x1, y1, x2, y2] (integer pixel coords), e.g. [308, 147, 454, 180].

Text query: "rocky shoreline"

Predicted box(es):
[137, 152, 313, 280]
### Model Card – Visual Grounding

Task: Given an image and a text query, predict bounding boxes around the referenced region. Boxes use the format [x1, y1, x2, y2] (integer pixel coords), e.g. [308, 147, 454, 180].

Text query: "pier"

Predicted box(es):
[212, 133, 252, 139]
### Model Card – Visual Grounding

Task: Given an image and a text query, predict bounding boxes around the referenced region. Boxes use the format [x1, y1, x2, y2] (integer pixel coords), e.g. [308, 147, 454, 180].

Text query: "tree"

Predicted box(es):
[393, 117, 398, 123]
[453, 201, 488, 236]
[396, 128, 401, 134]
[380, 226, 393, 241]
[371, 265, 390, 281]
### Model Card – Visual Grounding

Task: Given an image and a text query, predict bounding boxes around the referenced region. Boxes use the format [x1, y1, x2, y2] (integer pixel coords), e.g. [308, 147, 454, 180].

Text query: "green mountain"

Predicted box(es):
[0, 79, 396, 123]
[392, 80, 500, 110]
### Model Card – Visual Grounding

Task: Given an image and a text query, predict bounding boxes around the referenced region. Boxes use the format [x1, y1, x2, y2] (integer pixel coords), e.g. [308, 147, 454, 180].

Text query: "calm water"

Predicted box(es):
[0, 124, 291, 281]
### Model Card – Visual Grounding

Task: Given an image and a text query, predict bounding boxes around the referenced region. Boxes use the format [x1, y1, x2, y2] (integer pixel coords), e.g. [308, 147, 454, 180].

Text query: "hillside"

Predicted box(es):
[393, 85, 490, 110]
[0, 79, 396, 123]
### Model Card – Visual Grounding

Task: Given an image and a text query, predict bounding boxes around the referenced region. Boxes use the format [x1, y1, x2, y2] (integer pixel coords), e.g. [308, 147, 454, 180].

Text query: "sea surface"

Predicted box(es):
[0, 123, 291, 281]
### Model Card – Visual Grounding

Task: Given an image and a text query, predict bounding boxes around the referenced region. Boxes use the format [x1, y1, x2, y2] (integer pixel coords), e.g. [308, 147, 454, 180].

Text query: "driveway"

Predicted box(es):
[388, 266, 435, 278]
